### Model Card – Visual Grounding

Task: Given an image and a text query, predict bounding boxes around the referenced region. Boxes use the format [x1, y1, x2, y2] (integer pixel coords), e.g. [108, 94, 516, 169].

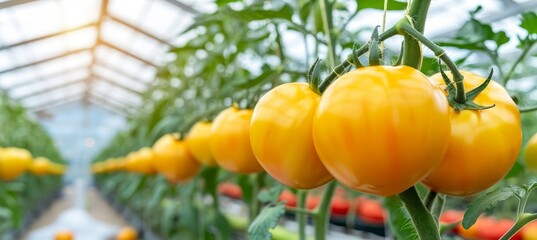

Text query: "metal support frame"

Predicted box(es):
[93, 62, 149, 85]
[100, 40, 158, 68]
[28, 95, 84, 112]
[92, 73, 143, 95]
[107, 15, 173, 47]
[88, 91, 133, 113]
[14, 79, 86, 101]
[7, 65, 90, 90]
[161, 0, 200, 15]
[0, 0, 39, 9]
[0, 48, 91, 75]
[0, 23, 95, 51]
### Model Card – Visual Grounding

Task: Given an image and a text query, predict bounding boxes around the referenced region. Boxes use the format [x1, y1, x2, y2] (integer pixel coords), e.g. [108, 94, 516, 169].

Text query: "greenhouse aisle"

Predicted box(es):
[21, 181, 130, 240]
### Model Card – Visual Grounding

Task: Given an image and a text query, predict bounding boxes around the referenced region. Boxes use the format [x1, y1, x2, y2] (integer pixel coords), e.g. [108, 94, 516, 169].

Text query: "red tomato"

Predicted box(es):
[330, 196, 350, 216]
[521, 221, 537, 240]
[218, 183, 242, 199]
[478, 218, 520, 240]
[307, 195, 320, 210]
[356, 197, 385, 225]
[439, 210, 464, 233]
[278, 190, 297, 207]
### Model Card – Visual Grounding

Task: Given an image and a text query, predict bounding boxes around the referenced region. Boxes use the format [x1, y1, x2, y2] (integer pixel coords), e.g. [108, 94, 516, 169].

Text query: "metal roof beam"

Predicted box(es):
[0, 0, 39, 9]
[0, 23, 96, 51]
[107, 15, 173, 47]
[7, 65, 89, 90]
[94, 62, 150, 85]
[161, 0, 200, 15]
[100, 40, 158, 68]
[28, 95, 84, 112]
[86, 98, 129, 116]
[0, 48, 91, 75]
[92, 73, 143, 95]
[88, 91, 133, 113]
[90, 88, 138, 107]
[14, 79, 85, 100]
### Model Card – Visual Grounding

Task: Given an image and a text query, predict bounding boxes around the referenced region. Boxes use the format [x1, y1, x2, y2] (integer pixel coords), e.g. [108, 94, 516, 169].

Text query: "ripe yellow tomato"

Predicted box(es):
[524, 132, 537, 172]
[186, 121, 217, 166]
[126, 148, 156, 175]
[54, 230, 73, 240]
[0, 147, 33, 181]
[210, 106, 264, 174]
[422, 71, 522, 196]
[30, 157, 51, 176]
[313, 66, 451, 196]
[251, 82, 333, 189]
[153, 134, 200, 183]
[116, 226, 138, 240]
[47, 163, 66, 175]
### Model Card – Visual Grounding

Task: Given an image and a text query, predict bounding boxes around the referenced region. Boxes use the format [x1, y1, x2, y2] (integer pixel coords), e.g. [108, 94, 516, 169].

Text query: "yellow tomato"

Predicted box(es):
[116, 226, 138, 240]
[135, 147, 157, 175]
[30, 157, 51, 176]
[250, 82, 333, 189]
[48, 162, 67, 175]
[54, 230, 73, 240]
[423, 71, 522, 196]
[313, 66, 451, 196]
[186, 121, 217, 166]
[153, 134, 200, 183]
[210, 106, 264, 174]
[524, 132, 537, 172]
[0, 147, 33, 181]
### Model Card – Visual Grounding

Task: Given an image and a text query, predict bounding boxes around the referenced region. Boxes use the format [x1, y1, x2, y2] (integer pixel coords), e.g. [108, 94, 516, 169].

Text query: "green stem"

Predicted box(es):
[503, 41, 535, 85]
[319, 0, 336, 68]
[500, 213, 537, 240]
[424, 191, 438, 211]
[297, 190, 308, 240]
[401, 0, 431, 69]
[313, 181, 337, 240]
[397, 186, 441, 240]
[519, 105, 537, 113]
[397, 22, 466, 103]
[286, 206, 313, 215]
[318, 27, 398, 92]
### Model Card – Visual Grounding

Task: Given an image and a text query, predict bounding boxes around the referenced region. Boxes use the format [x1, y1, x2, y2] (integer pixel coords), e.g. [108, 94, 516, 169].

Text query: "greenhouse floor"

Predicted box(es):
[21, 185, 130, 240]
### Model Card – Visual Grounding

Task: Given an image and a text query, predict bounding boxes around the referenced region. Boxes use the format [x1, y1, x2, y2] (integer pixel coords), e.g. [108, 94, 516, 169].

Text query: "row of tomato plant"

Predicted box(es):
[0, 92, 67, 238]
[92, 0, 537, 239]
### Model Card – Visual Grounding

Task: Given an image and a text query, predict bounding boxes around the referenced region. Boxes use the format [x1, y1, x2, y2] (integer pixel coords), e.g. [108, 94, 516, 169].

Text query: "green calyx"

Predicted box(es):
[439, 66, 495, 111]
[307, 58, 323, 95]
[369, 26, 383, 66]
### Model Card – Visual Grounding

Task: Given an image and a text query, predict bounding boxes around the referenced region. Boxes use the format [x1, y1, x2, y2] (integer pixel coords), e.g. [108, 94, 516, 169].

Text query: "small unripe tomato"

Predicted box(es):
[210, 106, 263, 173]
[186, 121, 217, 166]
[250, 82, 333, 189]
[313, 66, 451, 196]
[423, 71, 522, 196]
[153, 134, 200, 183]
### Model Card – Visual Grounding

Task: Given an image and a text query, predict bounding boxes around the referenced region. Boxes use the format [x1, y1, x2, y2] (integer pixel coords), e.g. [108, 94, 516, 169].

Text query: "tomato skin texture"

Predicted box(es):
[313, 66, 451, 196]
[423, 71, 522, 196]
[186, 121, 217, 166]
[524, 132, 537, 172]
[210, 106, 264, 173]
[521, 221, 537, 240]
[0, 147, 33, 181]
[153, 134, 200, 183]
[250, 82, 333, 189]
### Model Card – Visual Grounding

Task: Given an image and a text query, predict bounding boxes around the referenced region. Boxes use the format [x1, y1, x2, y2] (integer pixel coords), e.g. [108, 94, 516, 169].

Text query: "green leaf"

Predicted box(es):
[216, 0, 241, 7]
[258, 185, 283, 203]
[384, 195, 419, 240]
[229, 4, 294, 22]
[356, 0, 407, 11]
[463, 185, 524, 229]
[505, 161, 524, 179]
[248, 202, 286, 240]
[520, 12, 537, 34]
[237, 175, 254, 204]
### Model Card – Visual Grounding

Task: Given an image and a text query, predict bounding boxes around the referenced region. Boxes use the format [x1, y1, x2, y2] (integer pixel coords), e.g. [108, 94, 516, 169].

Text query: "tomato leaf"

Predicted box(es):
[258, 184, 283, 203]
[216, 0, 241, 7]
[356, 0, 407, 11]
[384, 196, 419, 240]
[520, 12, 537, 34]
[462, 185, 524, 229]
[247, 202, 286, 240]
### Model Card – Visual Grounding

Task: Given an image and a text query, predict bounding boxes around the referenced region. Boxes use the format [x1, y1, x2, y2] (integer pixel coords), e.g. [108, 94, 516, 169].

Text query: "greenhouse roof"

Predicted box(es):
[0, 0, 535, 117]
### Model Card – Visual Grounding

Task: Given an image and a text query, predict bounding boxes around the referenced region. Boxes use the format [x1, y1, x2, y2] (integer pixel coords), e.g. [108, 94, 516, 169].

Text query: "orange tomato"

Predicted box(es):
[153, 134, 200, 183]
[186, 121, 217, 166]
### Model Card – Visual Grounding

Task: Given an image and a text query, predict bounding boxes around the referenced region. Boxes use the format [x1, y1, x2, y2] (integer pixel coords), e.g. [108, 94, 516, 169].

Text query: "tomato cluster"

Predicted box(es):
[250, 66, 521, 196]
